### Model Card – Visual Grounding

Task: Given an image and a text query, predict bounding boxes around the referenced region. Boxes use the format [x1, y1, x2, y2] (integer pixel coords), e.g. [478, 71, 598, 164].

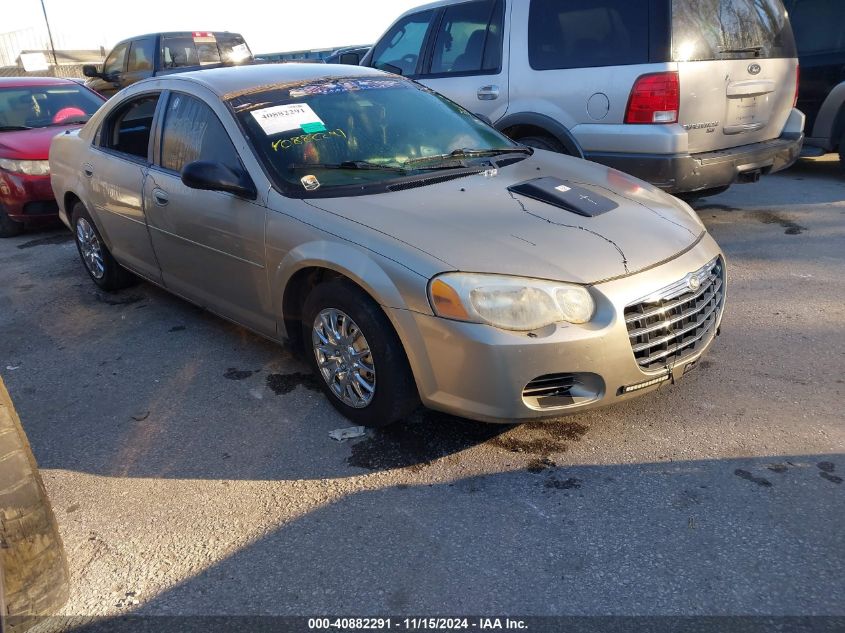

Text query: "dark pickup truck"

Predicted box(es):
[83, 31, 253, 97]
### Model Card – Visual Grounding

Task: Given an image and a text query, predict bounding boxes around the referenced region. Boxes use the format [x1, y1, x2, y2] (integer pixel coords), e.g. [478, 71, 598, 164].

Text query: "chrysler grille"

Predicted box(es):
[624, 258, 724, 370]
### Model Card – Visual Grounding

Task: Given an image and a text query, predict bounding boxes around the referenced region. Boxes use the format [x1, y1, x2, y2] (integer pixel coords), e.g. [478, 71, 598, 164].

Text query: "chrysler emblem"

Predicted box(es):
[748, 63, 761, 75]
[687, 275, 701, 291]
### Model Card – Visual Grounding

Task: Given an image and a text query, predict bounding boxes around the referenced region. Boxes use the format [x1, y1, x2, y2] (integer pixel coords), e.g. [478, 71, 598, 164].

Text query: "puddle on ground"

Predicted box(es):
[266, 372, 321, 395]
[347, 410, 589, 472]
[754, 211, 806, 235]
[16, 233, 73, 249]
[224, 368, 257, 381]
[94, 292, 144, 306]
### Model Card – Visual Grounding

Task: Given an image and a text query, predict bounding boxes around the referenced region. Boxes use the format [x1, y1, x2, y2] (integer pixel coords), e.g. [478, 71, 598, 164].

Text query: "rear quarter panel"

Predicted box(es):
[49, 130, 87, 227]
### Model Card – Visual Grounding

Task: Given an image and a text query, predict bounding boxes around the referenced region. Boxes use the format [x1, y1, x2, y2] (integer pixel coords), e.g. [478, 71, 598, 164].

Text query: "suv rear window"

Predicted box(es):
[528, 0, 650, 70]
[672, 0, 797, 61]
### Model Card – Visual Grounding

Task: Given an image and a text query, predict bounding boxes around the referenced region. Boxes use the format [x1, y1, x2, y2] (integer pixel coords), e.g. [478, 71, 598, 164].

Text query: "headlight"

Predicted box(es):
[429, 273, 595, 331]
[0, 158, 50, 176]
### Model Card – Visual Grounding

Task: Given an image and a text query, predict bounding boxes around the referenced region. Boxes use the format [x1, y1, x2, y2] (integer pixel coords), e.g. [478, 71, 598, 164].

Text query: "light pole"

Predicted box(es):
[39, 0, 59, 68]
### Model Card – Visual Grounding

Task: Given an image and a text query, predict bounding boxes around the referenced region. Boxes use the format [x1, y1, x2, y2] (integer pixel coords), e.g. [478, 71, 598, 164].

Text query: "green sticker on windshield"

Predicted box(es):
[301, 121, 327, 134]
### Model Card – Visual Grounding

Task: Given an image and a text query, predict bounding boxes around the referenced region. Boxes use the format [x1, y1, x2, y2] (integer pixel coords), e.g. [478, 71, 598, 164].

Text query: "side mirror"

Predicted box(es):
[474, 113, 494, 126]
[338, 52, 361, 65]
[181, 161, 257, 199]
[82, 64, 101, 78]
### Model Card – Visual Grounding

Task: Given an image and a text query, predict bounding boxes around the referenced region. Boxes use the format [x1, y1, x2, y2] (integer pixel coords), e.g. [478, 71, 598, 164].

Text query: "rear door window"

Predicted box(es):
[429, 0, 504, 75]
[159, 93, 242, 174]
[102, 95, 160, 160]
[370, 9, 436, 76]
[672, 0, 797, 60]
[127, 39, 155, 72]
[528, 0, 650, 70]
[161, 34, 223, 69]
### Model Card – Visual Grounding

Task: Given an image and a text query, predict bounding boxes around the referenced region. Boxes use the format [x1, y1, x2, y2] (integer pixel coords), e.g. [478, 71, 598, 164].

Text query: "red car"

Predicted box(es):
[0, 77, 105, 237]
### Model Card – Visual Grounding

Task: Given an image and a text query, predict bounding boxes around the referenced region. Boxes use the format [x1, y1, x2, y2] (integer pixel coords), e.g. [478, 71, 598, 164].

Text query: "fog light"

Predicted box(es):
[621, 373, 670, 394]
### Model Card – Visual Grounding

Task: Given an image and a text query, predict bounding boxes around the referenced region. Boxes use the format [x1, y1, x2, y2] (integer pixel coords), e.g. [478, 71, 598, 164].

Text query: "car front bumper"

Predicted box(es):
[585, 133, 804, 195]
[0, 170, 59, 223]
[390, 234, 725, 423]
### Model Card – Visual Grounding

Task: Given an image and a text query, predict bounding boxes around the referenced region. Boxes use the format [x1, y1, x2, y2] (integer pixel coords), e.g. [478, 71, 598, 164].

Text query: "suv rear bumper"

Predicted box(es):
[585, 133, 804, 194]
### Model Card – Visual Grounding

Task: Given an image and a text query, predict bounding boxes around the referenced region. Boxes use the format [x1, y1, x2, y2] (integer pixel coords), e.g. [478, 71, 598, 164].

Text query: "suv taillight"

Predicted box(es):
[794, 65, 800, 107]
[625, 72, 680, 124]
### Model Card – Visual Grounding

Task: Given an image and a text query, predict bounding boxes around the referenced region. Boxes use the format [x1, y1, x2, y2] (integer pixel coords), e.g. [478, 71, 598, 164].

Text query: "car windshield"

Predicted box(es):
[231, 76, 521, 194]
[0, 85, 104, 129]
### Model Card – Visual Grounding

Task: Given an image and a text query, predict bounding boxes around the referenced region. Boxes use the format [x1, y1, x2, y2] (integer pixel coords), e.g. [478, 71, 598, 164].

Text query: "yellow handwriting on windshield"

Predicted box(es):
[272, 129, 347, 151]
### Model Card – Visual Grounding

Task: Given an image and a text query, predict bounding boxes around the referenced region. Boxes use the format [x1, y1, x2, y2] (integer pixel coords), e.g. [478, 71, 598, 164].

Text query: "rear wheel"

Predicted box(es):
[301, 279, 419, 427]
[0, 208, 23, 239]
[71, 202, 135, 291]
[1, 378, 69, 631]
[515, 134, 567, 154]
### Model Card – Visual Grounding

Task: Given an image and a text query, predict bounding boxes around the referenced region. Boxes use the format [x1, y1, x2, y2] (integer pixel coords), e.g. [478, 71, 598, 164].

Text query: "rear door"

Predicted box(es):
[418, 0, 510, 122]
[672, 0, 798, 153]
[87, 93, 162, 281]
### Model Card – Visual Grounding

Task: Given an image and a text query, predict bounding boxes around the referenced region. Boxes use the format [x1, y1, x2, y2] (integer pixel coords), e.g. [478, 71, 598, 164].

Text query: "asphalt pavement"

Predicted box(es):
[0, 156, 842, 622]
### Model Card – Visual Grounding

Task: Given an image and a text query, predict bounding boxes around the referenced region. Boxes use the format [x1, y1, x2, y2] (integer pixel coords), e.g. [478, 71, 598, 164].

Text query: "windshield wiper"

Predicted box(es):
[719, 45, 763, 55]
[404, 147, 531, 167]
[48, 118, 91, 126]
[290, 160, 408, 172]
[0, 125, 33, 131]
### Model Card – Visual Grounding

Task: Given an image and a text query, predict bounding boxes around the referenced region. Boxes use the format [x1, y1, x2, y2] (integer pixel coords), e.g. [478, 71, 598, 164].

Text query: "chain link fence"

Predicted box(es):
[0, 63, 88, 79]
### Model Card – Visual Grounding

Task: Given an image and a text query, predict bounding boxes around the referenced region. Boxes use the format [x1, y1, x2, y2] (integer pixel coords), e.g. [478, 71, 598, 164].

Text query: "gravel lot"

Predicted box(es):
[1, 156, 843, 620]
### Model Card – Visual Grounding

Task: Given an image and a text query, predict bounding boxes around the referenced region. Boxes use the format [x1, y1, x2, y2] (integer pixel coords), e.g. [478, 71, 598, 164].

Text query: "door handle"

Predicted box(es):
[477, 85, 499, 101]
[152, 189, 169, 207]
[83, 163, 93, 178]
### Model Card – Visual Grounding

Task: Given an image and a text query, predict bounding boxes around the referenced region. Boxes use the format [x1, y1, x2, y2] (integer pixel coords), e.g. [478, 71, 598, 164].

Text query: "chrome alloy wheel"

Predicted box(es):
[312, 308, 376, 408]
[76, 218, 105, 279]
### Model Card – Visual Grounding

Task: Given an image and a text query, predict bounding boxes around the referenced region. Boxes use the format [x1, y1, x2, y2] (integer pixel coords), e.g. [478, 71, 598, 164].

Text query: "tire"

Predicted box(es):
[515, 134, 567, 154]
[839, 129, 845, 171]
[0, 208, 23, 239]
[301, 279, 419, 427]
[71, 202, 135, 292]
[0, 378, 69, 632]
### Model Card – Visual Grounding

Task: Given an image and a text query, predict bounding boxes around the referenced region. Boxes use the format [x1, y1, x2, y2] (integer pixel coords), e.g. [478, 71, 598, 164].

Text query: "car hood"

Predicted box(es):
[0, 125, 80, 160]
[306, 153, 706, 285]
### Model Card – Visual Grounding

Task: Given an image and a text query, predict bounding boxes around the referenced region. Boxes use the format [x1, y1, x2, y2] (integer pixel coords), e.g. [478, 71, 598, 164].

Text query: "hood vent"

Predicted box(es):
[508, 177, 618, 218]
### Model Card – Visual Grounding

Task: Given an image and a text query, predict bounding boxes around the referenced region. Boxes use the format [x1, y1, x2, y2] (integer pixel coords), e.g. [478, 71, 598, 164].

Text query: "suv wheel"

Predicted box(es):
[0, 208, 23, 239]
[515, 134, 566, 154]
[1, 378, 69, 631]
[301, 279, 419, 427]
[839, 129, 845, 171]
[71, 202, 135, 291]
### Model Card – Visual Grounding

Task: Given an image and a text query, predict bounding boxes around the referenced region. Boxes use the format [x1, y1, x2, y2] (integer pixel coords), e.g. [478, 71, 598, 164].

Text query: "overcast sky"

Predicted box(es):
[5, 0, 427, 54]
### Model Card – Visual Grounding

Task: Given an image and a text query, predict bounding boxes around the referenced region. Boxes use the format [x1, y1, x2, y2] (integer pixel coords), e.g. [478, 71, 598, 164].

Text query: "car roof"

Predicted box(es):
[0, 76, 81, 88]
[392, 0, 471, 19]
[148, 63, 397, 98]
[115, 31, 243, 44]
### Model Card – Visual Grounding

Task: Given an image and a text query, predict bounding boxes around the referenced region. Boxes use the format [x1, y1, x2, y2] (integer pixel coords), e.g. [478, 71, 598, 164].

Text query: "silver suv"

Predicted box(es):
[361, 0, 806, 196]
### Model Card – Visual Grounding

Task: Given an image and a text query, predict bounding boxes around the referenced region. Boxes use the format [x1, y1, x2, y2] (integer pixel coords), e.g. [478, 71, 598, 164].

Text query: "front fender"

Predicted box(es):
[812, 81, 845, 147]
[272, 240, 431, 339]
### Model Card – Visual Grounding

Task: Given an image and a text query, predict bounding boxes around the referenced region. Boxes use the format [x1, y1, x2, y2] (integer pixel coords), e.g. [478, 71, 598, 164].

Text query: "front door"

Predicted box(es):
[143, 92, 273, 335]
[87, 41, 129, 98]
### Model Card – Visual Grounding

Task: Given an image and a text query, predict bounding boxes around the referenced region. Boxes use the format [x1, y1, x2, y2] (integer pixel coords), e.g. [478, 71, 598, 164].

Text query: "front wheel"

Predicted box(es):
[839, 129, 845, 171]
[301, 279, 419, 427]
[71, 202, 135, 291]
